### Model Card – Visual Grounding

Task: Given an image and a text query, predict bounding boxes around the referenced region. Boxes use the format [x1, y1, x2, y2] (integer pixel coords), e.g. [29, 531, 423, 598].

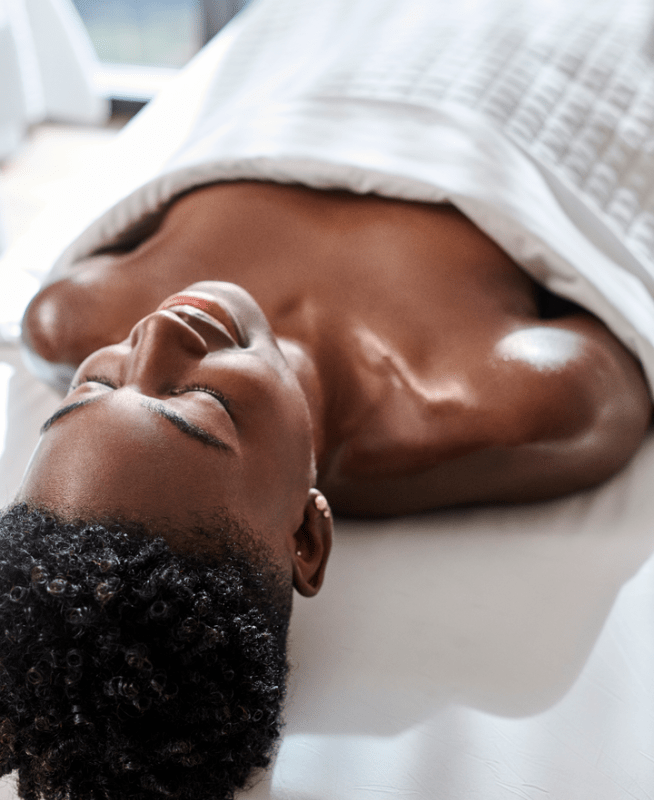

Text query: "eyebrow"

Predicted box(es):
[40, 396, 233, 452]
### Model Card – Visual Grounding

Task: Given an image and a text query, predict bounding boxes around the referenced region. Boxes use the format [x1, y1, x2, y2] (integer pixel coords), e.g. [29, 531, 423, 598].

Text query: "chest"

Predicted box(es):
[82, 183, 542, 473]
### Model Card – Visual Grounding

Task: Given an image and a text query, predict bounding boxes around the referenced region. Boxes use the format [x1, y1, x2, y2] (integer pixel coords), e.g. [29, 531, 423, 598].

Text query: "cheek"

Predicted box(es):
[258, 394, 314, 488]
[240, 372, 311, 445]
[233, 371, 312, 460]
[73, 342, 131, 386]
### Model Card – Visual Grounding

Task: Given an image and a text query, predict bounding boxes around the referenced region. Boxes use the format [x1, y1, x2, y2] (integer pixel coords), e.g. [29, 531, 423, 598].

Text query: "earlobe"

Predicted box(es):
[292, 489, 333, 597]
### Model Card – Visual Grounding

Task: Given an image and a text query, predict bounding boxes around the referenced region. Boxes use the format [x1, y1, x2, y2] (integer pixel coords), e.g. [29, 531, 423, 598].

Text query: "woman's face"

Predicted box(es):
[17, 282, 318, 562]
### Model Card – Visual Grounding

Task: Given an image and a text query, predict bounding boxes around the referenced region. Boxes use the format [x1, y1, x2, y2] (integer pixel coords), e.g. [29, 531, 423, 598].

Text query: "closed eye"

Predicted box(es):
[170, 383, 231, 412]
[70, 375, 232, 412]
[68, 375, 116, 393]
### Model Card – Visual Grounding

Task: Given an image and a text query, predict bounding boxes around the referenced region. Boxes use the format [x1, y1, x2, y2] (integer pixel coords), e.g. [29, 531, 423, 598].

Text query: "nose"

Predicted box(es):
[123, 309, 209, 389]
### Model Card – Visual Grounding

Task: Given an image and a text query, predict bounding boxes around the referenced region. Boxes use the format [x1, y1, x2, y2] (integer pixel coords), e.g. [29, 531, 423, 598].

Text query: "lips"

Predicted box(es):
[158, 293, 243, 346]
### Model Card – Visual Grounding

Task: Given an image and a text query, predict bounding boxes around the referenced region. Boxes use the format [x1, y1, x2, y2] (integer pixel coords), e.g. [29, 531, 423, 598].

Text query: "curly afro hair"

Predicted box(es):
[0, 503, 293, 800]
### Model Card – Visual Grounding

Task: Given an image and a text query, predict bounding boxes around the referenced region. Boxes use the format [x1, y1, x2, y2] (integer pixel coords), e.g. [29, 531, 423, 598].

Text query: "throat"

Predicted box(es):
[314, 323, 479, 479]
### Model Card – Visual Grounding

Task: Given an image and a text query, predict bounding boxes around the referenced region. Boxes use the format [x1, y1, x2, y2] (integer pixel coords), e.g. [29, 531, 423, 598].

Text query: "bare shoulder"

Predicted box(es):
[493, 313, 651, 445]
[495, 313, 652, 484]
[321, 311, 652, 517]
[20, 219, 184, 391]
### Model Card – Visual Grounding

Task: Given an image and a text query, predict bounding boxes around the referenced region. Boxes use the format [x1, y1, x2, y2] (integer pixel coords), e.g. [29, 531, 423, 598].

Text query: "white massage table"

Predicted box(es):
[3, 0, 654, 796]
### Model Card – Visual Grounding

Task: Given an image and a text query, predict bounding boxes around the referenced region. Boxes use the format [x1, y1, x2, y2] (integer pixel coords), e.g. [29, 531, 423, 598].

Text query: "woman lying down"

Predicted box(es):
[2, 0, 654, 797]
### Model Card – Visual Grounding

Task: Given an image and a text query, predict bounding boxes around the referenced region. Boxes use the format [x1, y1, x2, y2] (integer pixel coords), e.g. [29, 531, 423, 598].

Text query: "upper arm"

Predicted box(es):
[21, 251, 160, 393]
[21, 280, 81, 394]
[493, 314, 652, 453]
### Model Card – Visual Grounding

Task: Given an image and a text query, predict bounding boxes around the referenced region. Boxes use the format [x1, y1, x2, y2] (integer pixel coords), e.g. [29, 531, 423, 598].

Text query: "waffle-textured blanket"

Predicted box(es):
[4, 0, 654, 391]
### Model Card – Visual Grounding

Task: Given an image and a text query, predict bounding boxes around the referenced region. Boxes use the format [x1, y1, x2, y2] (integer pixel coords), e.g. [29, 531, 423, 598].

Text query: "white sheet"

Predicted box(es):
[2, 0, 654, 797]
[4, 0, 654, 391]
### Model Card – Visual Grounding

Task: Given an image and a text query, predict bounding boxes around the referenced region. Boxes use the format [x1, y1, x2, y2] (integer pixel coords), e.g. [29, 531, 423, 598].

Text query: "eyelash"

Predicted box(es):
[71, 375, 231, 411]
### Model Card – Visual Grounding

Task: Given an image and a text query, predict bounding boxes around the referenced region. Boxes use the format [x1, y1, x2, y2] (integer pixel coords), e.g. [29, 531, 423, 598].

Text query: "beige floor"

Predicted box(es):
[0, 118, 128, 249]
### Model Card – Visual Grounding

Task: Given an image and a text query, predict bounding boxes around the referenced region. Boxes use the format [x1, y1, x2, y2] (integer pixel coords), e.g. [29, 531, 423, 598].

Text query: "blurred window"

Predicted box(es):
[71, 0, 249, 69]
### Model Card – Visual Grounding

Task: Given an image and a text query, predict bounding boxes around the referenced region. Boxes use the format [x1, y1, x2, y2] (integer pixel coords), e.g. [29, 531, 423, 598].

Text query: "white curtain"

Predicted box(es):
[0, 0, 108, 161]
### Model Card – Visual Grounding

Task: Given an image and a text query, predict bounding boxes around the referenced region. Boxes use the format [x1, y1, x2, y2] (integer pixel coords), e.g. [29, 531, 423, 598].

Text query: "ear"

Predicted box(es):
[291, 488, 333, 597]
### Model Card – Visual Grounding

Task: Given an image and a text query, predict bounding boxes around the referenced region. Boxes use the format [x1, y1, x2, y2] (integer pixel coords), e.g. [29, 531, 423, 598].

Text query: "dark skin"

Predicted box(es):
[17, 181, 652, 592]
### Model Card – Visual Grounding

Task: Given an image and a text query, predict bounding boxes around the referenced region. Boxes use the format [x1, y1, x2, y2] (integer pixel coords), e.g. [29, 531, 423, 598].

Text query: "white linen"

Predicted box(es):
[2, 0, 654, 797]
[3, 0, 654, 392]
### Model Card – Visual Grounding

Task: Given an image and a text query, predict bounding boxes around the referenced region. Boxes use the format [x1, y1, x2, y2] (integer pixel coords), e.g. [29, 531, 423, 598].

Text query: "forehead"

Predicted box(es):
[18, 393, 243, 527]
